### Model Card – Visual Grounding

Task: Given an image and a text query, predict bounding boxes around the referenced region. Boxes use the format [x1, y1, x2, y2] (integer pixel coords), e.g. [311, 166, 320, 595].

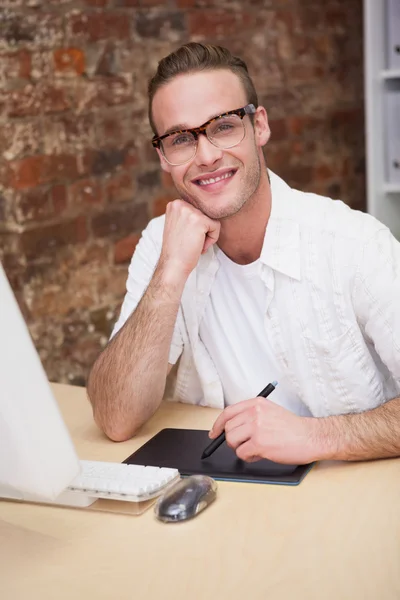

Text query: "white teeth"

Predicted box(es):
[197, 171, 234, 186]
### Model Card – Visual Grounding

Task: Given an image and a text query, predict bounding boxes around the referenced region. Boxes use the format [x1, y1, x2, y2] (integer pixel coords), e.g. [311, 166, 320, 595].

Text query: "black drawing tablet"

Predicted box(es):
[124, 428, 314, 486]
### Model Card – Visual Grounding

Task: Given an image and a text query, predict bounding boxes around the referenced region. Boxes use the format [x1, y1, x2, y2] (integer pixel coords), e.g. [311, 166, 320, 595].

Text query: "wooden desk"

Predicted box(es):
[1, 383, 400, 600]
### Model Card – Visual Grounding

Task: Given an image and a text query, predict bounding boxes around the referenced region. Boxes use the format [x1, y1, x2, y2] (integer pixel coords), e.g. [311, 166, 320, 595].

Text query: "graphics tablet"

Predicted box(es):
[124, 428, 314, 486]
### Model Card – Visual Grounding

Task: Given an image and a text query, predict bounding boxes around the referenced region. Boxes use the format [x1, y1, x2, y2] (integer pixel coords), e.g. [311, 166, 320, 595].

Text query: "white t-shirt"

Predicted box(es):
[199, 248, 311, 416]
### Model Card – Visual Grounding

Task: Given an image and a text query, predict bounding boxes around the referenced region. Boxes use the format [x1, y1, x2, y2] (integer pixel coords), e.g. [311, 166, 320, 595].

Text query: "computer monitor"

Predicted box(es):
[0, 261, 81, 503]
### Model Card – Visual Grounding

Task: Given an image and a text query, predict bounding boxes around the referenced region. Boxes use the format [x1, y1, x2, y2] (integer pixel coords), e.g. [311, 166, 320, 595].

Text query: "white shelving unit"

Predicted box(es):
[364, 0, 400, 240]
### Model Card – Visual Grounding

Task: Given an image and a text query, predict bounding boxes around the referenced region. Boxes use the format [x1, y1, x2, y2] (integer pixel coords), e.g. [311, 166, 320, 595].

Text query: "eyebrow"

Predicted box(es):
[161, 111, 226, 137]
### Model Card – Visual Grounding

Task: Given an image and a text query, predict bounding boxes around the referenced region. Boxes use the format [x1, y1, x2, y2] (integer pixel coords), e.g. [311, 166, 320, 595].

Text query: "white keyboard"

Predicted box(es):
[67, 460, 180, 503]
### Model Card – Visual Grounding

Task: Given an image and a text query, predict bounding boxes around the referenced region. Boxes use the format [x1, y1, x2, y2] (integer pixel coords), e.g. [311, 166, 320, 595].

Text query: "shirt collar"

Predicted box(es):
[259, 171, 301, 281]
[200, 170, 302, 281]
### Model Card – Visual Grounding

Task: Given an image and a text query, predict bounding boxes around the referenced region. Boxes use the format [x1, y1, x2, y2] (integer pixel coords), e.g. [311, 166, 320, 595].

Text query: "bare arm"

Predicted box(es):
[316, 396, 400, 461]
[87, 200, 220, 442]
[87, 262, 184, 441]
[209, 394, 400, 465]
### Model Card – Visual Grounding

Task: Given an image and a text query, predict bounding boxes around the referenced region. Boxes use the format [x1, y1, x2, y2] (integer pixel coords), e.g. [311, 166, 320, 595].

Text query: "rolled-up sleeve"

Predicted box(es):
[353, 227, 400, 382]
[110, 218, 183, 365]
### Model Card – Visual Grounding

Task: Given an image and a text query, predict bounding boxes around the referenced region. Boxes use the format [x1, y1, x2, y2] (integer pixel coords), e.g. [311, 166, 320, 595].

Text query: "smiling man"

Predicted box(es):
[87, 43, 400, 465]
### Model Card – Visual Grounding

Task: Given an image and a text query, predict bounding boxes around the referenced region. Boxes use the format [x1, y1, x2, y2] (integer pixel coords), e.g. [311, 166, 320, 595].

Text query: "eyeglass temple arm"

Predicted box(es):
[244, 104, 256, 115]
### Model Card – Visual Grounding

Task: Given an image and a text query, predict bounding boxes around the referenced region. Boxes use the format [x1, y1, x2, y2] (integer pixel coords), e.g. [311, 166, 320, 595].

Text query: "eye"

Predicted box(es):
[170, 133, 193, 147]
[215, 122, 235, 132]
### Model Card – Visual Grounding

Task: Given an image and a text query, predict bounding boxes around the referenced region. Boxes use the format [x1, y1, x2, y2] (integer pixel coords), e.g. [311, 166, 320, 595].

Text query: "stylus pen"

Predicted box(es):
[200, 381, 278, 460]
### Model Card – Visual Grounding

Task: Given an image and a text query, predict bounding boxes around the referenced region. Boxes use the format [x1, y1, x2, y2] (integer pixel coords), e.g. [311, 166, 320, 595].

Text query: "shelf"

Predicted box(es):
[383, 183, 400, 194]
[381, 69, 400, 79]
[364, 0, 400, 235]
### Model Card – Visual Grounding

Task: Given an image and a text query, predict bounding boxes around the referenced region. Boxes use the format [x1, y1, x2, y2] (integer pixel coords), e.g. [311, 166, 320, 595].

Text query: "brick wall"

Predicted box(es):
[0, 0, 365, 385]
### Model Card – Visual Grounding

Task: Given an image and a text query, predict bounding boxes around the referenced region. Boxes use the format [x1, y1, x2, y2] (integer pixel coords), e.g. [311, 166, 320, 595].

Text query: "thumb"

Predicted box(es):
[202, 220, 220, 253]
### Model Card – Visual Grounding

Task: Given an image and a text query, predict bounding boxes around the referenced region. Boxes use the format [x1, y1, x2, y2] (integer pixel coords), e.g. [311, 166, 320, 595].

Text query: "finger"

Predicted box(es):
[209, 399, 255, 438]
[225, 422, 254, 451]
[236, 439, 261, 463]
[202, 220, 221, 253]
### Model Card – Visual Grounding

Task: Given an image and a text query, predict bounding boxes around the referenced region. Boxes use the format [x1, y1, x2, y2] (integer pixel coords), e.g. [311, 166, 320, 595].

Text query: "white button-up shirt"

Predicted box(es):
[112, 171, 400, 416]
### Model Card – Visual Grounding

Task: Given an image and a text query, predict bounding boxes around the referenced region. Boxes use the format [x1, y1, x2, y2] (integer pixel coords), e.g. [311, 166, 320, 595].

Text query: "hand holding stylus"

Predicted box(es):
[205, 382, 317, 464]
[201, 382, 278, 459]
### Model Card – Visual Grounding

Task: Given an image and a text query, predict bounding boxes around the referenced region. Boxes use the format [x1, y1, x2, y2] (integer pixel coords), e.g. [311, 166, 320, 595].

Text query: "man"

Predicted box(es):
[87, 42, 400, 465]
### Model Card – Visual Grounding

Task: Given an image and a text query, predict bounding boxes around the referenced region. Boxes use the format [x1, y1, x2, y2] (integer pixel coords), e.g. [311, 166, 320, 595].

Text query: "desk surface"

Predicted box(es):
[1, 383, 400, 600]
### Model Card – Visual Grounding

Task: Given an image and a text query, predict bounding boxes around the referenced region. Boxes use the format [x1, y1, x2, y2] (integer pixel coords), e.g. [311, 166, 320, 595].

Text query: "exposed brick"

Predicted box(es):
[105, 170, 135, 203]
[51, 185, 68, 215]
[152, 195, 173, 217]
[67, 11, 131, 43]
[287, 115, 323, 138]
[324, 6, 348, 33]
[54, 48, 86, 76]
[95, 266, 129, 306]
[7, 155, 79, 190]
[74, 76, 133, 112]
[69, 178, 104, 207]
[123, 145, 139, 168]
[81, 146, 129, 176]
[91, 203, 148, 238]
[269, 119, 288, 142]
[115, 0, 141, 5]
[314, 163, 335, 181]
[188, 11, 253, 39]
[85, 0, 110, 6]
[90, 305, 117, 337]
[25, 242, 111, 318]
[287, 63, 325, 84]
[161, 171, 174, 188]
[15, 187, 54, 223]
[0, 0, 366, 388]
[114, 233, 140, 264]
[0, 12, 63, 49]
[30, 50, 54, 81]
[95, 109, 135, 149]
[43, 113, 96, 155]
[0, 50, 31, 86]
[0, 120, 41, 161]
[6, 83, 71, 118]
[95, 42, 117, 77]
[175, 0, 196, 6]
[326, 181, 342, 198]
[20, 215, 88, 260]
[288, 165, 313, 187]
[117, 0, 167, 6]
[136, 11, 186, 40]
[137, 168, 161, 188]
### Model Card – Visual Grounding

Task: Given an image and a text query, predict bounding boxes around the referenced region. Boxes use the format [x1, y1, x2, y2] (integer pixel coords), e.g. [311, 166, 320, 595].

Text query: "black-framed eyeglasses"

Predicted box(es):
[151, 104, 257, 166]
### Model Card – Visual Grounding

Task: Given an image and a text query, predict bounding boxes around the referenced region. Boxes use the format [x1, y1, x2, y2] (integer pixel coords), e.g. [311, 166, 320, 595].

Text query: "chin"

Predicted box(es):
[201, 198, 246, 220]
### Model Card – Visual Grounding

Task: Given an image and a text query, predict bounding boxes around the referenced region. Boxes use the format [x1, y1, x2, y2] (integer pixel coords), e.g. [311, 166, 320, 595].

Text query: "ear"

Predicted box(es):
[156, 148, 172, 173]
[253, 106, 271, 147]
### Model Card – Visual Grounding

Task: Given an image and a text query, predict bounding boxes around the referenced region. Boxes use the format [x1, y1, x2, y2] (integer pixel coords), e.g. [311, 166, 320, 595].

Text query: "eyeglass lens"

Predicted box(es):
[161, 114, 245, 165]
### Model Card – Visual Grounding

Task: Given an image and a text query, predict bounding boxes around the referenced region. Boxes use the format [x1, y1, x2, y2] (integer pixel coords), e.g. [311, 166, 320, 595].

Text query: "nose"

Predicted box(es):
[194, 132, 223, 167]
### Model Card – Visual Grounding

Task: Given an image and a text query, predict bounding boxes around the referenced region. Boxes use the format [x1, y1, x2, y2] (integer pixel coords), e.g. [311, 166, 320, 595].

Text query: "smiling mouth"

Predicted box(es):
[194, 169, 237, 186]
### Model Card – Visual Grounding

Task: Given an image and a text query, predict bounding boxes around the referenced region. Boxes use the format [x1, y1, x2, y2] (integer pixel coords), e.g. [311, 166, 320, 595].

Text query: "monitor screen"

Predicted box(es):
[0, 262, 80, 502]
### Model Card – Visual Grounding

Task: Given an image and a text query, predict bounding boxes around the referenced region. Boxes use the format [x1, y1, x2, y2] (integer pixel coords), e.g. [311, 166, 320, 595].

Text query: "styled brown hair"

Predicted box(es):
[148, 42, 258, 134]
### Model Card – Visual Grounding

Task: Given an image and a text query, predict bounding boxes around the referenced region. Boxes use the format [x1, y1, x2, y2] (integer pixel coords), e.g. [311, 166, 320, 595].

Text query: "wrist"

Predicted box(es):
[307, 416, 341, 462]
[154, 258, 188, 298]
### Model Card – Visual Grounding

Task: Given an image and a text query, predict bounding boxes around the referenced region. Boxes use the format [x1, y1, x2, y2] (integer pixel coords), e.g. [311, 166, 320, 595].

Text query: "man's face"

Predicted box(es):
[152, 70, 270, 220]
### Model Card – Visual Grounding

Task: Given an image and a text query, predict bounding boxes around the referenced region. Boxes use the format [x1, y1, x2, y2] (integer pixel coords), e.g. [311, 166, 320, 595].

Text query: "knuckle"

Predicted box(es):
[224, 420, 232, 433]
[236, 445, 246, 460]
[225, 432, 236, 449]
[252, 403, 261, 419]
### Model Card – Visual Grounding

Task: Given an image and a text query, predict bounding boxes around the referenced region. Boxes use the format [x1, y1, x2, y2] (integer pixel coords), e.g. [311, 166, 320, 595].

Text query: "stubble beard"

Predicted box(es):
[175, 152, 262, 221]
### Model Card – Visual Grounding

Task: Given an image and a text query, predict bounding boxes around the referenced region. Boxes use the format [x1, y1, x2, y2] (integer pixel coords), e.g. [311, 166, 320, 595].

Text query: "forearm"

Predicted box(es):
[87, 262, 186, 442]
[313, 396, 400, 461]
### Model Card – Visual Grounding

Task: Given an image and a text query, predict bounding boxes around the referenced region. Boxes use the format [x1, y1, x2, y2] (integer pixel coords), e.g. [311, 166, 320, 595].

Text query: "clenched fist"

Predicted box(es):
[159, 200, 221, 277]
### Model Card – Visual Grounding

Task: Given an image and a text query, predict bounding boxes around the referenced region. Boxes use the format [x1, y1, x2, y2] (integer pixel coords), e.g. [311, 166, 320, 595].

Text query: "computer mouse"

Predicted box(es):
[154, 475, 217, 523]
